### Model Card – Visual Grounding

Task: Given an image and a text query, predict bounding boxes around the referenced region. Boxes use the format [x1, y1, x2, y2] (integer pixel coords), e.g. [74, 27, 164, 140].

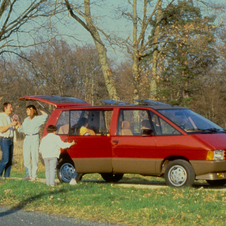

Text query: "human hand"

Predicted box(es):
[38, 109, 46, 115]
[11, 121, 18, 126]
[17, 121, 22, 128]
[70, 140, 76, 146]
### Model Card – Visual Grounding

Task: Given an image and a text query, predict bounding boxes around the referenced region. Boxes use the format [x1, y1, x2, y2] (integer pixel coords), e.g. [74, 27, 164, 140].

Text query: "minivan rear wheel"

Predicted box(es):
[164, 160, 195, 187]
[57, 160, 81, 183]
[101, 173, 124, 182]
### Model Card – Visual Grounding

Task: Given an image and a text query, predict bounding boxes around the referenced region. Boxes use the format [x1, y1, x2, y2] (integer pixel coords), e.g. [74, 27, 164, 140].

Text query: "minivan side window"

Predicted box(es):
[69, 110, 112, 136]
[56, 111, 70, 135]
[117, 109, 181, 136]
[117, 109, 153, 136]
[152, 113, 181, 135]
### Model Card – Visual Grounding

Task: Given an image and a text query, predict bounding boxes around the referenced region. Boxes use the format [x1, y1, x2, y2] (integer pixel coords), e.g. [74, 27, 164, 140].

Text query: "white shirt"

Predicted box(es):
[0, 113, 13, 137]
[18, 114, 48, 135]
[39, 133, 71, 159]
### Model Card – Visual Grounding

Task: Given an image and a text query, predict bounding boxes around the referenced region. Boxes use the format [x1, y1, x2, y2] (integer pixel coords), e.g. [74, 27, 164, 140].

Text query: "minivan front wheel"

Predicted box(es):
[101, 173, 124, 182]
[57, 160, 76, 183]
[164, 160, 195, 187]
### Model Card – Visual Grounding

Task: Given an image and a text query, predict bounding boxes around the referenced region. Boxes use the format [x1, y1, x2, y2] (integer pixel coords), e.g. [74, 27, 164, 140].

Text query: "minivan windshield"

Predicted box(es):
[158, 109, 224, 133]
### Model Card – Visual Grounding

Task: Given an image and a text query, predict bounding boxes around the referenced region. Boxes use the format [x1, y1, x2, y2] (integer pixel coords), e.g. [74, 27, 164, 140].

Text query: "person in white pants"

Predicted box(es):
[39, 125, 76, 186]
[18, 105, 48, 181]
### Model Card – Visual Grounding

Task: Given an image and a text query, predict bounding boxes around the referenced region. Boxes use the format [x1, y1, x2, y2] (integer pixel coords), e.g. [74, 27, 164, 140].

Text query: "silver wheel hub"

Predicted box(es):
[60, 163, 75, 183]
[168, 165, 187, 186]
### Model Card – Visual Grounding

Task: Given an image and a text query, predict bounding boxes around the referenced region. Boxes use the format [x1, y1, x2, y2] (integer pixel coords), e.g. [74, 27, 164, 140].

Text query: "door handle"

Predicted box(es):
[69, 140, 77, 144]
[113, 140, 119, 143]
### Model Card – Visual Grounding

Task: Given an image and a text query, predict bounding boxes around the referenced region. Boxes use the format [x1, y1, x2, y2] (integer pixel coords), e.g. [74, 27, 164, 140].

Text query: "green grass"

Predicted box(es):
[1, 144, 226, 225]
[1, 172, 226, 225]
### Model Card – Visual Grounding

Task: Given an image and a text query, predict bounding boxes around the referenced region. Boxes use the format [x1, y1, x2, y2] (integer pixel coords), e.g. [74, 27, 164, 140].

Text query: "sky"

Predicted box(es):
[2, 0, 226, 63]
[53, 0, 133, 62]
[53, 0, 226, 63]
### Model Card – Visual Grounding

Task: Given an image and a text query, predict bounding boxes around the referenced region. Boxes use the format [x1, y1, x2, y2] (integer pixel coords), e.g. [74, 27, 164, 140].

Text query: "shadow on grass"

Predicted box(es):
[80, 178, 226, 189]
[0, 188, 68, 218]
[193, 182, 226, 189]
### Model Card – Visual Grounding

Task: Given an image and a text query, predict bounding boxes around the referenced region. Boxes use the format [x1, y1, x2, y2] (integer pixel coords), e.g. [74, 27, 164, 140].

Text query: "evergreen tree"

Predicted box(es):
[148, 1, 218, 105]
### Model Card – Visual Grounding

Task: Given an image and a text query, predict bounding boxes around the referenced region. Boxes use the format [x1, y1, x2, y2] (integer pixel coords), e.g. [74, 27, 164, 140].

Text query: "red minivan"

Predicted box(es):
[19, 95, 226, 187]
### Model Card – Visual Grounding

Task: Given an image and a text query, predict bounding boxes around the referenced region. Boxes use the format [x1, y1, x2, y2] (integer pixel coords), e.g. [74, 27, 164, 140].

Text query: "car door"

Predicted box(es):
[111, 108, 157, 175]
[65, 109, 113, 173]
[153, 111, 208, 162]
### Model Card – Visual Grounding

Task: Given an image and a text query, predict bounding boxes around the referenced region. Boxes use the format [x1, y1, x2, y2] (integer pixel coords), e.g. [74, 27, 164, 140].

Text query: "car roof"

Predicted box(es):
[19, 96, 188, 111]
[19, 95, 91, 108]
[98, 100, 188, 110]
[54, 104, 188, 111]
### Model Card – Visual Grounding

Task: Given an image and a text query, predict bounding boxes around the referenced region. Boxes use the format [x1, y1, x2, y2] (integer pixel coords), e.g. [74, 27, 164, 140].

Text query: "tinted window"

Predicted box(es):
[34, 95, 87, 103]
[117, 109, 153, 136]
[56, 111, 69, 135]
[158, 109, 223, 133]
[69, 110, 112, 136]
[151, 113, 181, 135]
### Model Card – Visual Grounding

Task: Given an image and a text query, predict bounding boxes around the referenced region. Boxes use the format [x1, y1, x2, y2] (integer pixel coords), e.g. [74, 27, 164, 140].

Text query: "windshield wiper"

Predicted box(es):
[204, 128, 220, 133]
[185, 128, 220, 133]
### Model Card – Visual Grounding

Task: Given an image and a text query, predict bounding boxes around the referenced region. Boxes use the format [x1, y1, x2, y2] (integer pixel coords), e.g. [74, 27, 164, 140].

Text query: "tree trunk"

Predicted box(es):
[132, 0, 140, 103]
[150, 0, 162, 100]
[65, 0, 119, 100]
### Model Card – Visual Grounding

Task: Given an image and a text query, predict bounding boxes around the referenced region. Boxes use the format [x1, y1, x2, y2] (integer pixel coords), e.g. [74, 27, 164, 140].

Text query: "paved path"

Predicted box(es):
[0, 178, 127, 226]
[0, 206, 124, 226]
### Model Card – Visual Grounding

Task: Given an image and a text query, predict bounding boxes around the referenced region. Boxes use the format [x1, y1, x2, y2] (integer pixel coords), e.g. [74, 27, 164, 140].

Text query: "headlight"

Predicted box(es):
[206, 150, 225, 161]
[213, 150, 224, 160]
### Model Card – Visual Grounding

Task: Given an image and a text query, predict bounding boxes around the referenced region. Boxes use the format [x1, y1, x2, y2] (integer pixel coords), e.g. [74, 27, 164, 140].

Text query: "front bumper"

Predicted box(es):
[196, 172, 226, 180]
[190, 160, 226, 180]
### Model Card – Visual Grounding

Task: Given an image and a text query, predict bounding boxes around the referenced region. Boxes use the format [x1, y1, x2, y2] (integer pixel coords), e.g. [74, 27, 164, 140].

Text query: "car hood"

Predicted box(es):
[19, 95, 91, 108]
[194, 133, 226, 150]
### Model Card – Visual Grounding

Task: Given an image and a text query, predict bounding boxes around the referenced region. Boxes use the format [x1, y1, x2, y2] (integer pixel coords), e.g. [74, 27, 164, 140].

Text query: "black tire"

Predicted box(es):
[206, 179, 226, 186]
[57, 160, 82, 183]
[101, 173, 124, 182]
[164, 160, 195, 188]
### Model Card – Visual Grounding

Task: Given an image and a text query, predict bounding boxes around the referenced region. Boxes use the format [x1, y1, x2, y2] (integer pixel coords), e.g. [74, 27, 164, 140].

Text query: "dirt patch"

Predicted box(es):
[116, 184, 168, 189]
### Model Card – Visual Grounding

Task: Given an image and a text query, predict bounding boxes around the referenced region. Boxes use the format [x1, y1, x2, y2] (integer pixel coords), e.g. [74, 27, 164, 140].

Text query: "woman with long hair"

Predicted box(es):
[18, 105, 48, 180]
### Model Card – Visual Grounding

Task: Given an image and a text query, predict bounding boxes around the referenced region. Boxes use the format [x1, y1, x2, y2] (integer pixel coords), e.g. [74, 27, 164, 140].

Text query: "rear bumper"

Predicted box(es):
[190, 160, 226, 180]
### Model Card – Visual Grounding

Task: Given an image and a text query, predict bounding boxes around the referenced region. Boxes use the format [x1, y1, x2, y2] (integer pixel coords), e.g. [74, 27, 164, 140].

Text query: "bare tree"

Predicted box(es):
[0, 0, 59, 57]
[64, 0, 119, 100]
[0, 39, 109, 107]
[61, 0, 166, 102]
[20, 40, 107, 102]
[129, 0, 164, 101]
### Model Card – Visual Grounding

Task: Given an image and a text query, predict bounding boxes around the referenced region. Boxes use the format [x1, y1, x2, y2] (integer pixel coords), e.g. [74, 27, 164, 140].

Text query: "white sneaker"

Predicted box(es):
[69, 179, 77, 185]
[31, 177, 36, 181]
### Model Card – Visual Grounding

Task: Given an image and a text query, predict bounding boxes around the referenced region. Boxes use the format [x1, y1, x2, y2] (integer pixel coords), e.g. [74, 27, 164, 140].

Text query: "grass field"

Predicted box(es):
[0, 141, 226, 225]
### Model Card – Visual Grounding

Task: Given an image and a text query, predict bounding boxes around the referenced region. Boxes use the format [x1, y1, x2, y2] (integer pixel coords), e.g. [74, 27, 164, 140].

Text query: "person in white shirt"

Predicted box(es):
[17, 105, 48, 181]
[39, 125, 76, 186]
[0, 102, 18, 178]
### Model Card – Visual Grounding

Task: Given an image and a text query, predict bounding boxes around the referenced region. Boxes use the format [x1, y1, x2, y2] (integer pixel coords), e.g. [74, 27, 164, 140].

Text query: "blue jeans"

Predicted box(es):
[0, 137, 14, 177]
